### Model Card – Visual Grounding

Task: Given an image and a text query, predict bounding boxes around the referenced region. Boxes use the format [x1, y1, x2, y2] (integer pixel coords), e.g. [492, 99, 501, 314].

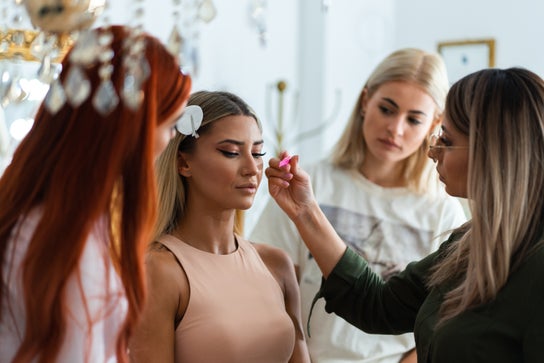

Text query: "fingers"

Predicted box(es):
[270, 152, 297, 170]
[266, 151, 296, 188]
[265, 165, 293, 186]
[288, 155, 300, 173]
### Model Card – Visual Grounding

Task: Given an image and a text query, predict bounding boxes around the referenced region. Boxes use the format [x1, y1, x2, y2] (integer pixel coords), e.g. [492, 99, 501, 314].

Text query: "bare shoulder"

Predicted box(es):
[146, 241, 183, 277]
[252, 242, 296, 291]
[145, 241, 188, 308]
[253, 242, 294, 271]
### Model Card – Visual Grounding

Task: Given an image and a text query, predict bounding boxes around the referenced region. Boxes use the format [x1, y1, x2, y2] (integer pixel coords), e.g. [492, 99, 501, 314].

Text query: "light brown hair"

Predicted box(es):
[429, 67, 544, 325]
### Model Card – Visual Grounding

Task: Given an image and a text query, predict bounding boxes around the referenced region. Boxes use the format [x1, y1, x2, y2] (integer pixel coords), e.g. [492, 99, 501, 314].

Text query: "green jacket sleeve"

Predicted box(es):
[312, 241, 448, 335]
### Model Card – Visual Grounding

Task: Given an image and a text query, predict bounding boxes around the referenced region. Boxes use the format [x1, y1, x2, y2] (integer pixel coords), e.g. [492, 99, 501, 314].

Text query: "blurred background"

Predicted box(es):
[1, 0, 541, 230]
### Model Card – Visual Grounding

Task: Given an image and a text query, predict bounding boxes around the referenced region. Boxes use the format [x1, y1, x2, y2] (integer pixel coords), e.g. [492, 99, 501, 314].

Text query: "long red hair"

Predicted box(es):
[0, 25, 191, 362]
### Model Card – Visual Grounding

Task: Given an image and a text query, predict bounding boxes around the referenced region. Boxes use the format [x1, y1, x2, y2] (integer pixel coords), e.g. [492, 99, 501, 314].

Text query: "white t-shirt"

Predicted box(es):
[0, 208, 128, 363]
[250, 160, 467, 363]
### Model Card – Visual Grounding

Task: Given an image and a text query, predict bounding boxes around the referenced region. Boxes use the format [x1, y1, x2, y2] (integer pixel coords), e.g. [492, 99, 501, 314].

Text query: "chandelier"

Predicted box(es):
[0, 0, 216, 169]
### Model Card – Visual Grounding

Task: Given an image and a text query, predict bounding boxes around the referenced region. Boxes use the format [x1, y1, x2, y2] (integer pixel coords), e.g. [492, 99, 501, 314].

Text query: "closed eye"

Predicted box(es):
[219, 150, 238, 158]
[379, 106, 394, 115]
[408, 117, 422, 125]
[219, 150, 267, 158]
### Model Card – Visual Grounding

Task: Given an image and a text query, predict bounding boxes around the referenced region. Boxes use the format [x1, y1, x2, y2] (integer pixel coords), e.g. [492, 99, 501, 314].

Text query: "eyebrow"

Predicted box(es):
[382, 97, 428, 117]
[217, 139, 264, 146]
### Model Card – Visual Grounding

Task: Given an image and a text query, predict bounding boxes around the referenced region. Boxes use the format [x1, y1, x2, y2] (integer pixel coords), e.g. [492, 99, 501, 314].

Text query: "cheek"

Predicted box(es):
[448, 153, 468, 175]
[443, 153, 468, 189]
[402, 130, 428, 155]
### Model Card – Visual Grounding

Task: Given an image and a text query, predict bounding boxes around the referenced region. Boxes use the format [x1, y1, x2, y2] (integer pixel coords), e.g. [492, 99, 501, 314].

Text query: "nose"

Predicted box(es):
[428, 145, 439, 162]
[241, 154, 260, 176]
[387, 116, 404, 137]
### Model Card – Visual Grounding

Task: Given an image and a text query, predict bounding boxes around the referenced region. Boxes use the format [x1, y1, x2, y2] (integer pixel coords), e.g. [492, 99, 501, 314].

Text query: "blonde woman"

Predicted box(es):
[265, 67, 544, 362]
[251, 48, 466, 363]
[129, 91, 310, 363]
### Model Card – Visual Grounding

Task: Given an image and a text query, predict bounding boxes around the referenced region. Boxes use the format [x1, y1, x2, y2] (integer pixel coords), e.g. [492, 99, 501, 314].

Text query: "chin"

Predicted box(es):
[237, 201, 255, 210]
[444, 186, 462, 198]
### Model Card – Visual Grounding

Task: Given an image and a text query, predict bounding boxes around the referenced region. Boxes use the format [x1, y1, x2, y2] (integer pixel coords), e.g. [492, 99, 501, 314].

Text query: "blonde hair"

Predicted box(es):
[429, 68, 544, 325]
[154, 91, 261, 239]
[331, 48, 449, 193]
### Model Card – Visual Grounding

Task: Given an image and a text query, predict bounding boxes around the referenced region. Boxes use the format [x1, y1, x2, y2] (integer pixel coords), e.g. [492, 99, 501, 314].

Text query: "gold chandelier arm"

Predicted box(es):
[0, 29, 73, 62]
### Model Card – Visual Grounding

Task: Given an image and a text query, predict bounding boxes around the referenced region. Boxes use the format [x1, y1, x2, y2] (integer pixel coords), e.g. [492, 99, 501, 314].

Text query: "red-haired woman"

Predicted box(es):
[0, 25, 191, 363]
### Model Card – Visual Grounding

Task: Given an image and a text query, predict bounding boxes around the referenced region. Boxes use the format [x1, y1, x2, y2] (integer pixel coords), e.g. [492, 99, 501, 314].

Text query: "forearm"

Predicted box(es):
[292, 200, 347, 278]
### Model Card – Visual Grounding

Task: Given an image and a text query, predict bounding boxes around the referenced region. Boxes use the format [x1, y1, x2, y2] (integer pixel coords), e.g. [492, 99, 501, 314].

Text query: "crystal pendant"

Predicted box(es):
[45, 80, 67, 114]
[0, 71, 12, 101]
[6, 78, 27, 104]
[93, 79, 119, 116]
[181, 41, 199, 76]
[121, 74, 144, 110]
[1, 80, 14, 107]
[64, 66, 91, 107]
[134, 56, 150, 84]
[30, 32, 47, 59]
[0, 40, 8, 53]
[198, 0, 217, 23]
[167, 25, 183, 57]
[70, 30, 100, 65]
[12, 30, 24, 46]
[44, 34, 59, 59]
[37, 55, 56, 84]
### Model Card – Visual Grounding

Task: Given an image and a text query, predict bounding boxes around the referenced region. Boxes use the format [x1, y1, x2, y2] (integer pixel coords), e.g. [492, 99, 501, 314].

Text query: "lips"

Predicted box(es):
[378, 138, 400, 149]
[237, 183, 257, 189]
[236, 183, 258, 193]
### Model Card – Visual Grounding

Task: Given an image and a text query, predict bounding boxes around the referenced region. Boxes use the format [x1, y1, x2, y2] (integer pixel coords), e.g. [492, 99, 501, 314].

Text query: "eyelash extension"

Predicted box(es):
[408, 117, 422, 125]
[219, 150, 238, 157]
[218, 150, 267, 158]
[379, 106, 393, 114]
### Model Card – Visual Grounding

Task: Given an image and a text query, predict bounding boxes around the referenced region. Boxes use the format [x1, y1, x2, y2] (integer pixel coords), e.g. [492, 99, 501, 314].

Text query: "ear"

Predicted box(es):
[177, 151, 191, 177]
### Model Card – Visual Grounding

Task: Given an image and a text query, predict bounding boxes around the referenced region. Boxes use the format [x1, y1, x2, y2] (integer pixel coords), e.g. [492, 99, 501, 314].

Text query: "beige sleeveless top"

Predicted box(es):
[158, 234, 295, 363]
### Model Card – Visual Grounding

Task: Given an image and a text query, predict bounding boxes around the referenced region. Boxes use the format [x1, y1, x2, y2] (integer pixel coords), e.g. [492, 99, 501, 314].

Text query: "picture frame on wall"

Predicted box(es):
[437, 38, 495, 84]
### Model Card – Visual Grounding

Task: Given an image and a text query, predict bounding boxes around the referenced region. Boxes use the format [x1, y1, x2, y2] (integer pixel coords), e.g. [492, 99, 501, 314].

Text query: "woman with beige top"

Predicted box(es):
[129, 90, 310, 363]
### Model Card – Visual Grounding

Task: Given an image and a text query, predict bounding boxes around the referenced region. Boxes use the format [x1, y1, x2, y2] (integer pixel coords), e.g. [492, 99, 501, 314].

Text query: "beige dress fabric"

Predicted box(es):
[158, 234, 295, 363]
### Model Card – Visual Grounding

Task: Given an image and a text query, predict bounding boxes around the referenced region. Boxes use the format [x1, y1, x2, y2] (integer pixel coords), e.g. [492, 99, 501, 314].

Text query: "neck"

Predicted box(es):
[360, 157, 406, 188]
[172, 209, 237, 254]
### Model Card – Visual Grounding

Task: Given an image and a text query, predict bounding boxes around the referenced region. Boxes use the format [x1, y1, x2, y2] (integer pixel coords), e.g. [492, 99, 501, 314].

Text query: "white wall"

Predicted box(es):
[393, 0, 544, 77]
[109, 0, 299, 151]
[321, 0, 395, 157]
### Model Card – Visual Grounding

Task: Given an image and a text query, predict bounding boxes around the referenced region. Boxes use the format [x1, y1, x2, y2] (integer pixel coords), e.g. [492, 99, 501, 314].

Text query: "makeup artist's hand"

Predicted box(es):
[265, 152, 317, 221]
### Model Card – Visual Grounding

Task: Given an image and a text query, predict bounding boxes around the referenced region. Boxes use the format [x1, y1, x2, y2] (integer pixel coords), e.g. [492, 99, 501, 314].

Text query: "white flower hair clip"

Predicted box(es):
[176, 105, 204, 138]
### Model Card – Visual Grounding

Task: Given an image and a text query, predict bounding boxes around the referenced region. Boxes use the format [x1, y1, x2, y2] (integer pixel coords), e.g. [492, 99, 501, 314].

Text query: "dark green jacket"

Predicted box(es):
[313, 235, 544, 362]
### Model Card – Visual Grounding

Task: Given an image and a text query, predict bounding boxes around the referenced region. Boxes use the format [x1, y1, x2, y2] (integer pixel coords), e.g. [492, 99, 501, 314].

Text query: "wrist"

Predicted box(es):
[292, 200, 323, 230]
